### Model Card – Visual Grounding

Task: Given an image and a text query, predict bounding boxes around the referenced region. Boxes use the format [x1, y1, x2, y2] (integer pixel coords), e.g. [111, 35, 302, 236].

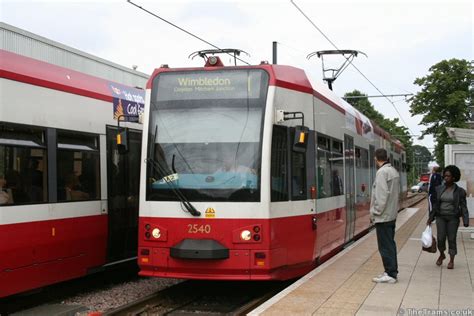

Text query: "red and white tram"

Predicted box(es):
[137, 54, 408, 280]
[0, 50, 144, 297]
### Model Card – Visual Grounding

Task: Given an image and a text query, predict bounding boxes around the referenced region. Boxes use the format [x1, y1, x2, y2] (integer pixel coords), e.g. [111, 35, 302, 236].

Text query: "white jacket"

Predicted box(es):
[370, 163, 400, 223]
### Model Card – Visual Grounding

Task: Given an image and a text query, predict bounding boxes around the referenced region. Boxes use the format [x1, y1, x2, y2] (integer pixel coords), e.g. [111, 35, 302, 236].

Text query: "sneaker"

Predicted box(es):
[372, 273, 397, 283]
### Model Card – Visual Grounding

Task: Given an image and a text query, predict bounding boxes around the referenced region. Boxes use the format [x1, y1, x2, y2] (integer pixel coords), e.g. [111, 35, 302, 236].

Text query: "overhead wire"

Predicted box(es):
[290, 0, 414, 134]
[127, 0, 250, 65]
[275, 41, 318, 70]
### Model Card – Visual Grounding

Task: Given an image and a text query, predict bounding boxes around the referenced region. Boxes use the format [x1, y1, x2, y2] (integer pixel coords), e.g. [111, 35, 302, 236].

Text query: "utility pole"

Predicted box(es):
[272, 41, 277, 65]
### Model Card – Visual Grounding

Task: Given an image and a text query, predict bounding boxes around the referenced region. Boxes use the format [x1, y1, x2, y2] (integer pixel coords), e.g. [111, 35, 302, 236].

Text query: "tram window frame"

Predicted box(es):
[355, 146, 369, 198]
[270, 125, 289, 202]
[0, 123, 48, 206]
[316, 133, 344, 199]
[331, 140, 344, 196]
[290, 128, 307, 200]
[56, 130, 100, 202]
[316, 135, 331, 199]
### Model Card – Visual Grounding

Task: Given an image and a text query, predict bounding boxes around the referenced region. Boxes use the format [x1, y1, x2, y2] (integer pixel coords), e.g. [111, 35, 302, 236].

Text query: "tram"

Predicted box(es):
[137, 51, 407, 280]
[0, 50, 144, 297]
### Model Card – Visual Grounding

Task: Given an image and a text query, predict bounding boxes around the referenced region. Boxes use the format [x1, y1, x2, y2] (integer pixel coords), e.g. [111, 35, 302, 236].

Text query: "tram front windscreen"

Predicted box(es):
[147, 69, 269, 202]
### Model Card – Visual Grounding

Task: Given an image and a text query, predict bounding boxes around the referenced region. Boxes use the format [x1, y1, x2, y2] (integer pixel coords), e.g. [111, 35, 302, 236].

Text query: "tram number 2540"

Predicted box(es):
[187, 224, 211, 234]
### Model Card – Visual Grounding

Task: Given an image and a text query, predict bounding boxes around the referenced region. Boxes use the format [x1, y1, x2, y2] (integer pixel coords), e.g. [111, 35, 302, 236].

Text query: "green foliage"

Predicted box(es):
[412, 144, 432, 169]
[409, 59, 473, 165]
[412, 144, 432, 182]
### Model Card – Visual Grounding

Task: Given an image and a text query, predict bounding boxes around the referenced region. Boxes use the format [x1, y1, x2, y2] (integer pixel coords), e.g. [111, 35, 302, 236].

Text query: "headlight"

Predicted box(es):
[209, 56, 218, 65]
[240, 230, 251, 241]
[152, 228, 161, 239]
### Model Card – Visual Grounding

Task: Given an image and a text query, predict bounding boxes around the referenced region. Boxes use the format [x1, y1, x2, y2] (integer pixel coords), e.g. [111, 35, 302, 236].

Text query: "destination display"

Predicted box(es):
[154, 70, 267, 101]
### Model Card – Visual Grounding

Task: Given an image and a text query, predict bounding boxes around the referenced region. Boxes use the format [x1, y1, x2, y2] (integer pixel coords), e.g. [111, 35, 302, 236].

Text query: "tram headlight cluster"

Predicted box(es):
[144, 223, 167, 241]
[237, 225, 262, 243]
[144, 223, 160, 239]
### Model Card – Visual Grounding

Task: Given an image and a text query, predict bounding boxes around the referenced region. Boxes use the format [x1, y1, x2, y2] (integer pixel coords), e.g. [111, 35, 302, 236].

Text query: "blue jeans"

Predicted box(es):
[375, 220, 398, 279]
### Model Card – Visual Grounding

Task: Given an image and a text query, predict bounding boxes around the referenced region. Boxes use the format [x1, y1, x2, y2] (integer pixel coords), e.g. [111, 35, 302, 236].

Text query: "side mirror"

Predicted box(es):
[293, 125, 309, 153]
[117, 128, 129, 154]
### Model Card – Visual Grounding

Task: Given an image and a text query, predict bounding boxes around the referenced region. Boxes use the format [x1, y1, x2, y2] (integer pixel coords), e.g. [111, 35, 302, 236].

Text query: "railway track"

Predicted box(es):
[103, 280, 293, 316]
[402, 192, 427, 209]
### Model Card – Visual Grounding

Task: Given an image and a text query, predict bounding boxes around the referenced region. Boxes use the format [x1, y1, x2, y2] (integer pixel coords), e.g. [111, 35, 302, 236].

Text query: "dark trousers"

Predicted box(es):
[436, 215, 460, 256]
[428, 194, 435, 212]
[375, 220, 398, 279]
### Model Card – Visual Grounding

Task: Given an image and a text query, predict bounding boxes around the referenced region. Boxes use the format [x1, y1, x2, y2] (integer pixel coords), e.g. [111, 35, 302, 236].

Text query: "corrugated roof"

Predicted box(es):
[0, 22, 149, 88]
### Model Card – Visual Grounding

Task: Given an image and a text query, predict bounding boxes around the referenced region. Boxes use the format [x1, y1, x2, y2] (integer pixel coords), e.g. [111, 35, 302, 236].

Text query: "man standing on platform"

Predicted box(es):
[428, 166, 442, 212]
[370, 148, 400, 284]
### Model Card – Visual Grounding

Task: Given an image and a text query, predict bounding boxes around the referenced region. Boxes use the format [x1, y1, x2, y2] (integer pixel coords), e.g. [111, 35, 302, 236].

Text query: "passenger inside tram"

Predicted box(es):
[65, 174, 90, 201]
[5, 170, 28, 204]
[0, 177, 13, 205]
[25, 159, 43, 202]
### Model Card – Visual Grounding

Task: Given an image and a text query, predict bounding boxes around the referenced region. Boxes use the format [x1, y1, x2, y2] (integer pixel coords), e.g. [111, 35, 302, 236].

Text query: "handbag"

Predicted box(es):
[422, 236, 437, 253]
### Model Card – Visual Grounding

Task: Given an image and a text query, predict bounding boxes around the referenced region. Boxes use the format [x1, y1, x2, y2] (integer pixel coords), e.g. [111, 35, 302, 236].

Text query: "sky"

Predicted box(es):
[1, 0, 473, 152]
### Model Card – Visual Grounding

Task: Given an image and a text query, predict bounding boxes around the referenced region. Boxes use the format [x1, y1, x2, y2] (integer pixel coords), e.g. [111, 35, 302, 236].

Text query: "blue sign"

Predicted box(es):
[109, 83, 145, 122]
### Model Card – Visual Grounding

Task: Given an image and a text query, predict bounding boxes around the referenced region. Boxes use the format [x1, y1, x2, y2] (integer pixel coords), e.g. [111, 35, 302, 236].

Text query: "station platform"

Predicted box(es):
[250, 200, 474, 315]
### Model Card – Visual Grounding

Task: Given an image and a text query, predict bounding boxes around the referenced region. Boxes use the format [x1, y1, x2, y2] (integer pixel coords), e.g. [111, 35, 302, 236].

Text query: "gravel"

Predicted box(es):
[61, 277, 181, 314]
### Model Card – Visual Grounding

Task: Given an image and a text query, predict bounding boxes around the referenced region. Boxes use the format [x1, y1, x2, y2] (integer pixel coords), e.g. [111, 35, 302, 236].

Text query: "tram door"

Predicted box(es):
[344, 134, 356, 243]
[106, 126, 142, 262]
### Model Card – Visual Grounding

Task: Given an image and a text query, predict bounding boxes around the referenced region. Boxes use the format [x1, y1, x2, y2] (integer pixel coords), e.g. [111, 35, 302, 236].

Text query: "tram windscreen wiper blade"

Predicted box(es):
[148, 120, 200, 217]
[147, 157, 201, 217]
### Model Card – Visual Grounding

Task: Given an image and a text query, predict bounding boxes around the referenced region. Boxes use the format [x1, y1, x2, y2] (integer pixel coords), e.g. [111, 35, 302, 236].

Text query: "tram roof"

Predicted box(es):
[0, 49, 143, 103]
[1, 22, 148, 88]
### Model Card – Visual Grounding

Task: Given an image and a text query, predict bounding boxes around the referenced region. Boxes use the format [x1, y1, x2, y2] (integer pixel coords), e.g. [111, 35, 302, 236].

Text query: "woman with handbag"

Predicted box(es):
[426, 165, 470, 269]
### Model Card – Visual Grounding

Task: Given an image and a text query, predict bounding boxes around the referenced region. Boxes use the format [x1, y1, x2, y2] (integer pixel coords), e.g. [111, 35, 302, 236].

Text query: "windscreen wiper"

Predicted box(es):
[148, 109, 200, 217]
[147, 157, 201, 217]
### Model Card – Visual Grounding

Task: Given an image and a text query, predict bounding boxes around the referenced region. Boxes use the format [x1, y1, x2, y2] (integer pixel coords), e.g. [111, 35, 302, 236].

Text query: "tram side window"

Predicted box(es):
[57, 131, 100, 202]
[355, 147, 369, 201]
[316, 135, 343, 198]
[331, 140, 344, 196]
[271, 125, 288, 202]
[316, 135, 331, 198]
[0, 124, 48, 205]
[291, 128, 306, 200]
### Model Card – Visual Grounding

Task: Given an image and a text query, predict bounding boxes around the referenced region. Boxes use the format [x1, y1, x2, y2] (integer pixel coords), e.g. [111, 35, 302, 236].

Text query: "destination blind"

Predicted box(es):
[153, 69, 267, 101]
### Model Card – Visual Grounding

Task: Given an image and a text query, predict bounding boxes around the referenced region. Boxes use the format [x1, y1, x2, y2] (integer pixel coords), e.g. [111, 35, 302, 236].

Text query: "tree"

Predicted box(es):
[344, 90, 415, 183]
[412, 144, 432, 179]
[409, 59, 473, 165]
